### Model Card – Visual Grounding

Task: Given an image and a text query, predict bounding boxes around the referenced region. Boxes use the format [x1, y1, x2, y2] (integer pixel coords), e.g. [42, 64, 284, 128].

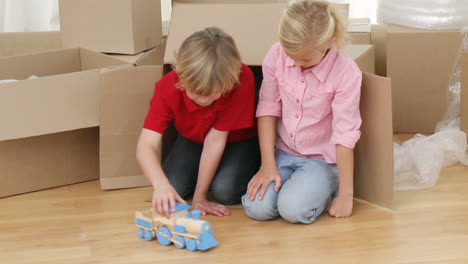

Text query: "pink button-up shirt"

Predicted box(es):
[256, 43, 362, 164]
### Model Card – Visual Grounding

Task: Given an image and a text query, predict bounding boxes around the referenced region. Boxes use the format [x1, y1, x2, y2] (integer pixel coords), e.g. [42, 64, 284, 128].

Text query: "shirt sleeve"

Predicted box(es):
[330, 63, 362, 148]
[256, 44, 282, 117]
[212, 65, 256, 132]
[143, 79, 174, 134]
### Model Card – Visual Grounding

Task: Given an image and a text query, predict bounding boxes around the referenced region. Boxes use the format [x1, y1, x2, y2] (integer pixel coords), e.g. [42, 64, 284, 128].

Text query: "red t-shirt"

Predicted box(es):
[143, 63, 257, 144]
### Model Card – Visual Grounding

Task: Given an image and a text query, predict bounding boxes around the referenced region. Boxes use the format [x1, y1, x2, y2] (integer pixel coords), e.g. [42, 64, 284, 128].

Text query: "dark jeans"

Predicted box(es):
[162, 133, 260, 205]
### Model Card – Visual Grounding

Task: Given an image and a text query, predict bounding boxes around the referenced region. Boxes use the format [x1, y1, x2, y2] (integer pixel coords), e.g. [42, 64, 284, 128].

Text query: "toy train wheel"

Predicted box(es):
[186, 238, 197, 251]
[137, 228, 145, 239]
[174, 236, 185, 249]
[144, 230, 155, 241]
[156, 227, 172, 246]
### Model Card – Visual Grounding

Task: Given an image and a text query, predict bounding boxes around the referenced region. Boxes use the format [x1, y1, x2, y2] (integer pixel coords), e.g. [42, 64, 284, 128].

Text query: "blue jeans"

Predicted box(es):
[242, 148, 339, 224]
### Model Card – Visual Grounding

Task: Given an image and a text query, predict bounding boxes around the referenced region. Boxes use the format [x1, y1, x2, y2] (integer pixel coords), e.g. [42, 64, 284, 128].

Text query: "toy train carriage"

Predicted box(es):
[135, 203, 218, 251]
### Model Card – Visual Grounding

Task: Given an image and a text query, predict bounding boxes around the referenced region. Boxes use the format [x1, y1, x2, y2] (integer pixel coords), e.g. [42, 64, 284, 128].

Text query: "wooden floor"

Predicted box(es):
[1, 135, 468, 264]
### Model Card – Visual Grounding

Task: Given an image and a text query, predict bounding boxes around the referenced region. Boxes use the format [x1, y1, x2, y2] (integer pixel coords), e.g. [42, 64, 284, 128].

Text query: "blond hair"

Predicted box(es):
[279, 0, 348, 54]
[174, 27, 242, 96]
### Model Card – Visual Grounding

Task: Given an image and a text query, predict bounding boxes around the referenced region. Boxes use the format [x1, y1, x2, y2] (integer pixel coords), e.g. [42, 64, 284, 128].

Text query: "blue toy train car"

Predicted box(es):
[135, 203, 218, 251]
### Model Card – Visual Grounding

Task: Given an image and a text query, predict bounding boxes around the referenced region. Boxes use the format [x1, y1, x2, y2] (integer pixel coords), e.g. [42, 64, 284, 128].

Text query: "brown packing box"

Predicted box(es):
[348, 18, 371, 45]
[461, 52, 468, 136]
[371, 24, 463, 133]
[159, 2, 393, 208]
[59, 0, 162, 55]
[0, 48, 128, 198]
[0, 31, 62, 57]
[99, 43, 166, 190]
[99, 65, 164, 189]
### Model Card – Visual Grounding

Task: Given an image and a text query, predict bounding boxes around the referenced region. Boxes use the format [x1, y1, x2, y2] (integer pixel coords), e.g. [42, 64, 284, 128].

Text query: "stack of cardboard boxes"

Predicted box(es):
[2, 1, 466, 210]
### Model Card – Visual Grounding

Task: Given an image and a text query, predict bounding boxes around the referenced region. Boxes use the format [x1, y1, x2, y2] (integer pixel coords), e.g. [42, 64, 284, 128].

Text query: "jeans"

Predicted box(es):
[163, 133, 260, 205]
[242, 148, 339, 224]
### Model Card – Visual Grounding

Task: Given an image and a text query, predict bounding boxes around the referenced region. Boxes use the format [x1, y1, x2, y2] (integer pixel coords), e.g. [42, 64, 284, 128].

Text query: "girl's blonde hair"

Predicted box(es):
[174, 27, 242, 96]
[279, 0, 348, 54]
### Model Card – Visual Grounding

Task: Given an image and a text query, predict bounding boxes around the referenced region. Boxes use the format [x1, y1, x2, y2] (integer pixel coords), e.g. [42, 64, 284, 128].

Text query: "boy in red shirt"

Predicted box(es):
[137, 27, 259, 217]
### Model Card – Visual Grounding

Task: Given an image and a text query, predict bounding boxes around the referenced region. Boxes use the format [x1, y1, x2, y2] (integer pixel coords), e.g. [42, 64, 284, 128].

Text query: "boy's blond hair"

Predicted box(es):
[174, 27, 242, 96]
[279, 0, 348, 55]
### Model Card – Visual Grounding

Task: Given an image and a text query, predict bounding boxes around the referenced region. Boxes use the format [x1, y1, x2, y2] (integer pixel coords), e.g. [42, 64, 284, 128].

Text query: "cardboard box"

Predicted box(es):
[0, 31, 61, 57]
[371, 24, 463, 133]
[99, 43, 166, 190]
[348, 18, 371, 45]
[160, 2, 393, 208]
[59, 0, 162, 55]
[461, 52, 468, 136]
[0, 48, 128, 198]
[100, 65, 164, 190]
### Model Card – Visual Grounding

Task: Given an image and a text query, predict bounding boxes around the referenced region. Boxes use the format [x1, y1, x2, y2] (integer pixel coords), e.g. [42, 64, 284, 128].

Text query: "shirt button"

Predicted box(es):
[206, 125, 210, 128]
[301, 79, 304, 83]
[296, 99, 300, 103]
[290, 133, 293, 138]
[204, 116, 209, 119]
[295, 114, 299, 118]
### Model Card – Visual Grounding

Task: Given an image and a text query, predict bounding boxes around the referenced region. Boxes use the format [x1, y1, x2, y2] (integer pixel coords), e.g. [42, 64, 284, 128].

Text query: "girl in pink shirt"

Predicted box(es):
[242, 0, 362, 223]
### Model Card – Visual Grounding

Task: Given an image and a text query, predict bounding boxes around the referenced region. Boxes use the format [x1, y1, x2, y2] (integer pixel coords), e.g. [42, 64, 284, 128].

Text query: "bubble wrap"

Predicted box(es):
[378, 0, 468, 30]
[394, 130, 467, 191]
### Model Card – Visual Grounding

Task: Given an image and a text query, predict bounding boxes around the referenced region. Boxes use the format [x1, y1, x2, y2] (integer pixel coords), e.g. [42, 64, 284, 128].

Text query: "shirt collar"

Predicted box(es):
[285, 45, 338, 83]
[182, 90, 230, 113]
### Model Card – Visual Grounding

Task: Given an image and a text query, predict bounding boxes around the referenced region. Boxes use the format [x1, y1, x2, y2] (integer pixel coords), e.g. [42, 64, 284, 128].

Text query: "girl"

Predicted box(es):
[242, 0, 362, 224]
[137, 27, 259, 217]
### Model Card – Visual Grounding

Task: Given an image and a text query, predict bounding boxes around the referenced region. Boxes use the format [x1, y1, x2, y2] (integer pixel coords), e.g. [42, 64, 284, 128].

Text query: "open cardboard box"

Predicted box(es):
[59, 0, 162, 55]
[0, 31, 62, 57]
[371, 24, 463, 133]
[0, 48, 129, 198]
[101, 2, 392, 208]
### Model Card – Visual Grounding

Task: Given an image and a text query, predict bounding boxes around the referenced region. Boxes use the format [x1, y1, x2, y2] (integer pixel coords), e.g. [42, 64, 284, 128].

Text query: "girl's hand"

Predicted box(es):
[152, 182, 186, 217]
[327, 193, 353, 218]
[246, 166, 281, 201]
[192, 198, 231, 217]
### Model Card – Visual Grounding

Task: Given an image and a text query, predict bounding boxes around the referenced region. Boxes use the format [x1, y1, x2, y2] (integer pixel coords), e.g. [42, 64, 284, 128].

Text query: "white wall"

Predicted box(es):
[0, 0, 377, 33]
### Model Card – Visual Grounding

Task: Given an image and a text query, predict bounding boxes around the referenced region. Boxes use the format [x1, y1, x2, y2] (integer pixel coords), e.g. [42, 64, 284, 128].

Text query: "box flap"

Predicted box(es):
[79, 48, 129, 71]
[0, 48, 80, 80]
[0, 71, 100, 141]
[355, 73, 393, 209]
[100, 65, 163, 189]
[105, 41, 166, 66]
[165, 3, 287, 66]
[0, 31, 62, 58]
[461, 52, 468, 136]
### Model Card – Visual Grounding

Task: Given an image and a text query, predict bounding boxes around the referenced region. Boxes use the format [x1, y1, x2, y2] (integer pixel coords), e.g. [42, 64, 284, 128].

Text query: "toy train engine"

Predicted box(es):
[135, 203, 218, 251]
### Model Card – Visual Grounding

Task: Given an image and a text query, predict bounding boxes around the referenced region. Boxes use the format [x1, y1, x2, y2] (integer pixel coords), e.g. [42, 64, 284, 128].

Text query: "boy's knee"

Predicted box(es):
[241, 193, 279, 221]
[211, 186, 240, 205]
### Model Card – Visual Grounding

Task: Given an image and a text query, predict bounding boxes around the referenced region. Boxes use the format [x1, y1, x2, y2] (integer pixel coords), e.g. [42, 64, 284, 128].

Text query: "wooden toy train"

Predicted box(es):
[135, 203, 218, 251]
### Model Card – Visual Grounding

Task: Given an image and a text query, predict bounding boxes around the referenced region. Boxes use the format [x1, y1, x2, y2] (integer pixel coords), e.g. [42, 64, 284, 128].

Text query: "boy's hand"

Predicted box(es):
[327, 193, 353, 218]
[192, 198, 231, 217]
[152, 182, 186, 217]
[246, 166, 281, 201]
